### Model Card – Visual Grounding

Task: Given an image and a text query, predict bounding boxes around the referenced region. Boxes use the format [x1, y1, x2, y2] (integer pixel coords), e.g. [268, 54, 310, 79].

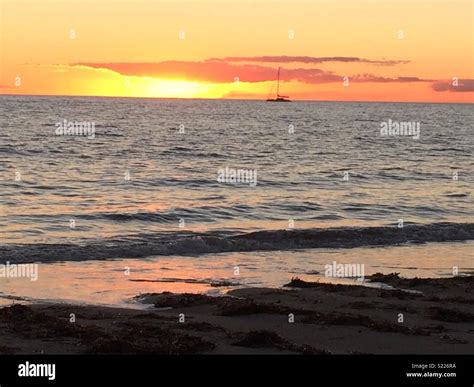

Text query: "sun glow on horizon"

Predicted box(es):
[63, 66, 231, 98]
[123, 76, 223, 99]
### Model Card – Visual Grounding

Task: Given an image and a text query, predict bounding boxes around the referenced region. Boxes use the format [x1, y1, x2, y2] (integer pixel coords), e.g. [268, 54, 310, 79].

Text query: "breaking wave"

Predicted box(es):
[0, 222, 472, 264]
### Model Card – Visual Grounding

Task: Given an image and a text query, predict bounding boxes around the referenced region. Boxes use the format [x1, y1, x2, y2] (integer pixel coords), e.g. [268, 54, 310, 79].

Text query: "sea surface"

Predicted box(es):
[0, 96, 472, 307]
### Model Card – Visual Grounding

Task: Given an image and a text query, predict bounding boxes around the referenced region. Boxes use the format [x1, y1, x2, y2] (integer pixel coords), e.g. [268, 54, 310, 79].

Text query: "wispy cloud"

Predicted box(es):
[212, 56, 410, 66]
[351, 74, 432, 83]
[73, 61, 278, 83]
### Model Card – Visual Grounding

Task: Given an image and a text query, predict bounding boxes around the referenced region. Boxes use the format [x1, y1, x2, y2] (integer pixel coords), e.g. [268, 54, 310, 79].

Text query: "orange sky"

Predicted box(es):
[0, 0, 473, 102]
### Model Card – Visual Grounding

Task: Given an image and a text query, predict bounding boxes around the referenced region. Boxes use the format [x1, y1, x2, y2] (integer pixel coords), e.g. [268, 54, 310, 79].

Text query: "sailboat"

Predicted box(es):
[266, 67, 291, 102]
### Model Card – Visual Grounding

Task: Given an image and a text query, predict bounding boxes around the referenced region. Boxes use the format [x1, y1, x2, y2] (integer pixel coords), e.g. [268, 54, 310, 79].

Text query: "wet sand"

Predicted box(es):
[0, 273, 472, 354]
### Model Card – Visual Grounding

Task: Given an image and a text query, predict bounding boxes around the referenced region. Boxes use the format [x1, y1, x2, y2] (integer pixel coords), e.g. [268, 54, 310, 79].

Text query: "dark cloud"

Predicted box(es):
[432, 79, 474, 92]
[72, 59, 430, 85]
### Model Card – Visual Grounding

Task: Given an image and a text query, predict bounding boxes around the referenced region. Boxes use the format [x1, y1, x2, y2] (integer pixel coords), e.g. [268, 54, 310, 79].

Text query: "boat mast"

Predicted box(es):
[277, 67, 280, 97]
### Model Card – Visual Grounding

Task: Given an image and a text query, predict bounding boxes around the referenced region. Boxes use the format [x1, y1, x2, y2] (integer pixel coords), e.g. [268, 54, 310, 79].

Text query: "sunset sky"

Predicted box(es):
[0, 0, 473, 102]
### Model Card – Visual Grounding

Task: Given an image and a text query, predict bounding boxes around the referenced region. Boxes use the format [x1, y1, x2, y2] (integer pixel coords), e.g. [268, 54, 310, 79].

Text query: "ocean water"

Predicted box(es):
[0, 95, 472, 306]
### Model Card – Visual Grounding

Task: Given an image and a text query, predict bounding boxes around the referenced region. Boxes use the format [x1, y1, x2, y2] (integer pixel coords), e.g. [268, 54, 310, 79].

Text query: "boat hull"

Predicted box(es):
[266, 98, 291, 102]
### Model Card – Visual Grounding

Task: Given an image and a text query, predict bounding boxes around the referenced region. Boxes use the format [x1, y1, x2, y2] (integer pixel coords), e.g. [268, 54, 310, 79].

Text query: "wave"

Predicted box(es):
[445, 193, 470, 198]
[2, 202, 326, 223]
[0, 145, 22, 154]
[0, 222, 472, 264]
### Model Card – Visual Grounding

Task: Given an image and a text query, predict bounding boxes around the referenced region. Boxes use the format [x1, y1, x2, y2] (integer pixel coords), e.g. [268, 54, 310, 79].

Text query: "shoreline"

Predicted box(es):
[0, 273, 472, 355]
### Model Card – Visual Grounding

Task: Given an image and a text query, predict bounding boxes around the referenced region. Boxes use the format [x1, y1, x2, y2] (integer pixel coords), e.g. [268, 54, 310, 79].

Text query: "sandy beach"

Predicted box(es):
[0, 273, 472, 355]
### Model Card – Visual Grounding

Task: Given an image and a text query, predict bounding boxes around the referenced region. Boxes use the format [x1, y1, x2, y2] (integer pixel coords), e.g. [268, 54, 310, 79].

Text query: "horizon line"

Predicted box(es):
[1, 93, 472, 105]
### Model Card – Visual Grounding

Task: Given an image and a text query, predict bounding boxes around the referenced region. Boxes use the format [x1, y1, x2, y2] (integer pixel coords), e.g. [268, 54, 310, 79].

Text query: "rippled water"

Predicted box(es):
[1, 96, 472, 247]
